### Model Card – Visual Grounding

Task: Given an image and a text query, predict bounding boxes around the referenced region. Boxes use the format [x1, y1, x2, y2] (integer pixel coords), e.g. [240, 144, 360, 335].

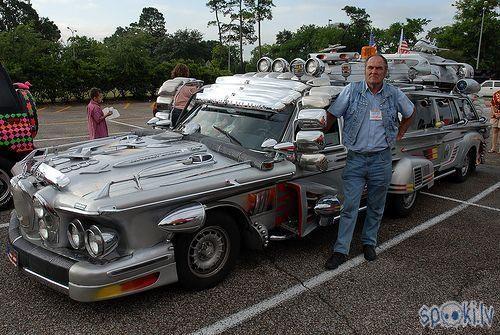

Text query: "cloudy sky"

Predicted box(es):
[31, 0, 457, 57]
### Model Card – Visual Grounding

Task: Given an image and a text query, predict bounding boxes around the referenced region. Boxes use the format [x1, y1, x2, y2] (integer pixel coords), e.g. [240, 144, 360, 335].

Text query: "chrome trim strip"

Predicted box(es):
[12, 236, 23, 244]
[23, 268, 69, 292]
[107, 254, 172, 277]
[88, 172, 295, 215]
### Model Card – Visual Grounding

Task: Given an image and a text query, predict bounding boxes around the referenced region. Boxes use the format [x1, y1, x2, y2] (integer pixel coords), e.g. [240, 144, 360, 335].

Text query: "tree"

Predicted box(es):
[0, 24, 62, 102]
[207, 0, 234, 44]
[275, 29, 292, 45]
[0, 0, 60, 41]
[245, 0, 274, 58]
[341, 6, 372, 51]
[226, 0, 256, 72]
[131, 7, 166, 38]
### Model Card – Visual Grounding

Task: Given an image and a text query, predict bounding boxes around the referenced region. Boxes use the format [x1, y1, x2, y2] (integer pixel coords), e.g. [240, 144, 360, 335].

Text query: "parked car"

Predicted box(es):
[477, 79, 500, 97]
[6, 58, 488, 302]
[0, 63, 38, 209]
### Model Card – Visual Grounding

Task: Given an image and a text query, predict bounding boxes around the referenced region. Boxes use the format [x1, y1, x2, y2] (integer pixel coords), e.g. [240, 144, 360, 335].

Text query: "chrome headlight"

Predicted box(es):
[257, 57, 273, 72]
[271, 58, 289, 73]
[67, 219, 85, 249]
[85, 225, 119, 258]
[290, 58, 306, 77]
[38, 216, 58, 242]
[457, 66, 466, 79]
[33, 197, 45, 219]
[305, 58, 325, 76]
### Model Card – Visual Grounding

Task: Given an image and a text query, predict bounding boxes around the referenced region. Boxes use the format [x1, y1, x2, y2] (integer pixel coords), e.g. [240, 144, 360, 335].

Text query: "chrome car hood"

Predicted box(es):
[20, 131, 296, 213]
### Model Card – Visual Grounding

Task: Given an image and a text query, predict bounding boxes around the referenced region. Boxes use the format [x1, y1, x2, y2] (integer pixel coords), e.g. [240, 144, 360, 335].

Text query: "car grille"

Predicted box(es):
[414, 166, 423, 187]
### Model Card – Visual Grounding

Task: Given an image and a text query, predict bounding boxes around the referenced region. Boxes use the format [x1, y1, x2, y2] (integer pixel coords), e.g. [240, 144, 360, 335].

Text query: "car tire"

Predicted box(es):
[175, 211, 240, 289]
[453, 149, 475, 183]
[0, 157, 14, 210]
[387, 191, 418, 218]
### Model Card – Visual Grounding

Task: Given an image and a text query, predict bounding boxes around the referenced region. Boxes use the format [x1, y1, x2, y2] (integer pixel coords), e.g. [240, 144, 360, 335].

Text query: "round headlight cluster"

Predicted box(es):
[305, 58, 325, 76]
[271, 58, 289, 73]
[84, 225, 118, 258]
[257, 57, 273, 72]
[67, 219, 85, 249]
[290, 58, 306, 77]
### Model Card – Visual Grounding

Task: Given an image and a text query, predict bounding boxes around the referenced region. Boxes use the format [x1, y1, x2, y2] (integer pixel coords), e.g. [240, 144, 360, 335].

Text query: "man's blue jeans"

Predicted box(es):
[333, 148, 392, 255]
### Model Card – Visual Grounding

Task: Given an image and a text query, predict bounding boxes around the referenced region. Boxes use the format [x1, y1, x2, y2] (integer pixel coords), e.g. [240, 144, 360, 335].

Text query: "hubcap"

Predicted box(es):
[188, 226, 230, 278]
[402, 192, 416, 209]
[461, 155, 470, 176]
[0, 169, 11, 204]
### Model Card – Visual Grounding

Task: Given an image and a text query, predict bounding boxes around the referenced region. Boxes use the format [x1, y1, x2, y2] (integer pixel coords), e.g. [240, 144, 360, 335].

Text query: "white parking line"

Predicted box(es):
[192, 181, 500, 335]
[421, 191, 500, 212]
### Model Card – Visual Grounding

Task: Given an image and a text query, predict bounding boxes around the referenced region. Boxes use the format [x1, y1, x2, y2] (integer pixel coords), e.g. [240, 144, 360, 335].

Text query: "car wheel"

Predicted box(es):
[453, 149, 475, 182]
[175, 211, 240, 289]
[0, 157, 14, 210]
[387, 191, 418, 218]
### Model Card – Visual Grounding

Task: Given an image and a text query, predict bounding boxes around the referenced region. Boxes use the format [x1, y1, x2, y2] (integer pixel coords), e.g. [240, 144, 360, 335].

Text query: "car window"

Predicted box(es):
[183, 104, 293, 151]
[494, 82, 500, 88]
[408, 97, 436, 131]
[435, 98, 460, 125]
[482, 81, 493, 88]
[455, 99, 478, 120]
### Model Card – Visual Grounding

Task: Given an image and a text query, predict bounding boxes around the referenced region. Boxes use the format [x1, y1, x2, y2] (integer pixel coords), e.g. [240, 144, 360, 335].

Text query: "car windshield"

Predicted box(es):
[181, 104, 294, 151]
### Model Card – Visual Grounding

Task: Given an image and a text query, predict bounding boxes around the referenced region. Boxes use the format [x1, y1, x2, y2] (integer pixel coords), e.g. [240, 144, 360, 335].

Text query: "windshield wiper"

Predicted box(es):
[212, 124, 242, 146]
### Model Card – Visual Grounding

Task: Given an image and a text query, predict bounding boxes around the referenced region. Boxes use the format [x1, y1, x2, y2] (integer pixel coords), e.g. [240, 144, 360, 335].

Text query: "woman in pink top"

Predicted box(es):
[171, 64, 198, 126]
[87, 88, 111, 139]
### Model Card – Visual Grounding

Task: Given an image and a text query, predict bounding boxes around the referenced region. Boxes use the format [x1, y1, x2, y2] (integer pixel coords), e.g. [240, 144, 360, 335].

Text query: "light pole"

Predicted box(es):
[476, 3, 487, 70]
[328, 19, 332, 27]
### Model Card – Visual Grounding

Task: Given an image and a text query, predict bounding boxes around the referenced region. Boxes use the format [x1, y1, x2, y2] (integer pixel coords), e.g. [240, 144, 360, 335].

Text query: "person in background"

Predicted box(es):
[488, 90, 500, 153]
[87, 87, 111, 139]
[171, 63, 198, 126]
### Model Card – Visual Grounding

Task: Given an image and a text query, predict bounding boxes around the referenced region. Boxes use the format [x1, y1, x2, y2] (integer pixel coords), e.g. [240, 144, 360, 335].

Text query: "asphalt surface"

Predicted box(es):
[0, 101, 499, 335]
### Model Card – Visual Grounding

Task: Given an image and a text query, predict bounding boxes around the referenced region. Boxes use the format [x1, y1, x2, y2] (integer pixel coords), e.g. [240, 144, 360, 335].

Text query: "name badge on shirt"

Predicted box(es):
[370, 108, 382, 121]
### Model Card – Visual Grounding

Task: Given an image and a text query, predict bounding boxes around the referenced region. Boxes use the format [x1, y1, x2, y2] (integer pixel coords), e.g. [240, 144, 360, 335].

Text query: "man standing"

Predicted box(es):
[325, 55, 414, 270]
[87, 88, 111, 139]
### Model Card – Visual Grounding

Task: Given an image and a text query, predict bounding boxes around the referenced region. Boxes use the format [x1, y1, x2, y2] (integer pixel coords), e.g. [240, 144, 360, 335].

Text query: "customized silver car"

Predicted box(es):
[6, 59, 488, 302]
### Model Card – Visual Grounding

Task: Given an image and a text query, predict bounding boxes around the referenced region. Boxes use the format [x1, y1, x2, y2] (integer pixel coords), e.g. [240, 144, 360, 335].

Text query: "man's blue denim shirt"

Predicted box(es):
[328, 81, 414, 152]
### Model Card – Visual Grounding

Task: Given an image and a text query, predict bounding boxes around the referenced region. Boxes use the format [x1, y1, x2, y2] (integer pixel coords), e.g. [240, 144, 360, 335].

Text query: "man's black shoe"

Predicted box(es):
[324, 252, 347, 270]
[363, 244, 377, 261]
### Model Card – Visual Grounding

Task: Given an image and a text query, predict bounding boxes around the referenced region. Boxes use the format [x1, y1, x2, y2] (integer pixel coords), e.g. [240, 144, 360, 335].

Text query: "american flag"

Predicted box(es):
[369, 30, 376, 47]
[398, 28, 410, 54]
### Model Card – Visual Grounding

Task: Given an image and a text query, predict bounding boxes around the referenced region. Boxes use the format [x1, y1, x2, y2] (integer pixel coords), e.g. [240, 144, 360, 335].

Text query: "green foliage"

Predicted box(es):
[430, 0, 499, 71]
[0, 0, 60, 41]
[130, 7, 167, 38]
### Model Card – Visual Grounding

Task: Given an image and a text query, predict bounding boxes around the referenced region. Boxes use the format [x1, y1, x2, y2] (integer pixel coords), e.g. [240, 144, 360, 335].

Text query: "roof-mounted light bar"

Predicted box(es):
[257, 57, 273, 72]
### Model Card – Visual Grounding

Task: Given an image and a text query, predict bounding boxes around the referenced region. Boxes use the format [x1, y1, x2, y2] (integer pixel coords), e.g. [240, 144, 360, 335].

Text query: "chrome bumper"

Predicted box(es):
[8, 212, 179, 302]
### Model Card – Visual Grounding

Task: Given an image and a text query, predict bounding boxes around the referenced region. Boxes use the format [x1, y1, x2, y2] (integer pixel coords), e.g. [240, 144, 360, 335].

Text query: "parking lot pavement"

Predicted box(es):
[0, 100, 499, 334]
[33, 101, 153, 148]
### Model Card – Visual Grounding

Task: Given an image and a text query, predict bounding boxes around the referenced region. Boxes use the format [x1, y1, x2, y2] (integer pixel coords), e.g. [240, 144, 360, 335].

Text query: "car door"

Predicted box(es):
[433, 96, 463, 172]
[397, 94, 444, 172]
